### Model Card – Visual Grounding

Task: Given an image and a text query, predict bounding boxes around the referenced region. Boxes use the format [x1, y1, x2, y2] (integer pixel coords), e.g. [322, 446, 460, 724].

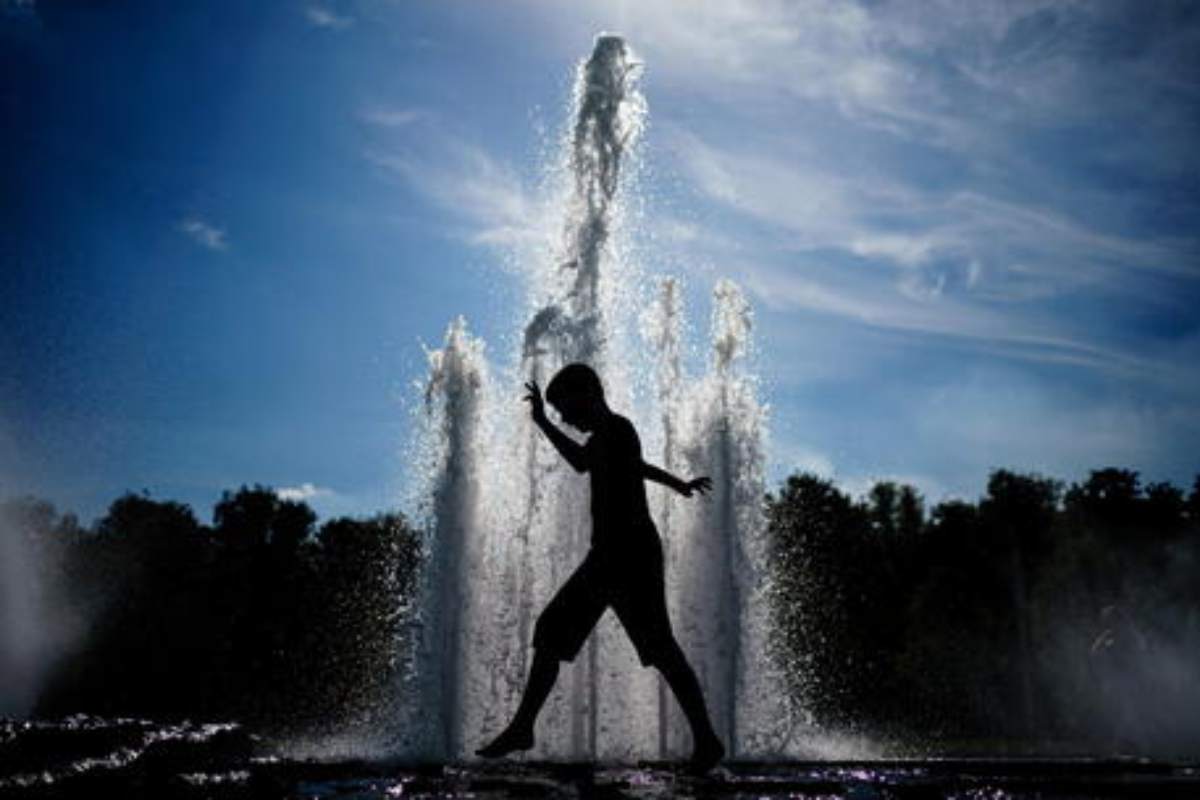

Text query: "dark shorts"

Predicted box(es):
[532, 536, 675, 667]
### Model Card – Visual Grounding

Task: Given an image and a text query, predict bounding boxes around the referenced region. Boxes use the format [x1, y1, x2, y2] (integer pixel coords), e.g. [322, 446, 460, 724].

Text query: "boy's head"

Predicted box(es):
[546, 363, 606, 431]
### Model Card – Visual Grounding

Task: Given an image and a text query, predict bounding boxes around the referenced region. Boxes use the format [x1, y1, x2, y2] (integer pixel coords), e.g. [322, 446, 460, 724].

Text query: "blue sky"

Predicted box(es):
[3, 0, 1198, 524]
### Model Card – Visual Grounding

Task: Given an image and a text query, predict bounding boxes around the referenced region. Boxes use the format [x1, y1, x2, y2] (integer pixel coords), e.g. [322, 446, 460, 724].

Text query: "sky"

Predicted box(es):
[2, 0, 1198, 524]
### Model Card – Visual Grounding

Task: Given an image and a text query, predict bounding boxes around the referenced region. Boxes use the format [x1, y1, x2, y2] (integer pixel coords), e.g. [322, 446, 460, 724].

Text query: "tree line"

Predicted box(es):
[4, 467, 1199, 753]
[2, 487, 420, 738]
[766, 467, 1200, 756]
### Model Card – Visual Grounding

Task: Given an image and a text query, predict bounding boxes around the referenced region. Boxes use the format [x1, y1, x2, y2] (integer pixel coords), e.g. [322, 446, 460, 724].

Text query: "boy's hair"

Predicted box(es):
[546, 363, 605, 407]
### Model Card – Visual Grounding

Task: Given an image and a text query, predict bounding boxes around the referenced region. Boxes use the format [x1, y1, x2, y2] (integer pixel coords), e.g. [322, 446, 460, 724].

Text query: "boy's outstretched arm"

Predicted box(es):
[524, 381, 589, 473]
[642, 462, 712, 498]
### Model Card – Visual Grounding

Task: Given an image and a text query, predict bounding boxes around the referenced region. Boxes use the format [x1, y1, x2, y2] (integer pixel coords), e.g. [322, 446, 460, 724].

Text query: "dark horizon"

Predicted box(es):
[4, 463, 1199, 758]
[6, 460, 1198, 532]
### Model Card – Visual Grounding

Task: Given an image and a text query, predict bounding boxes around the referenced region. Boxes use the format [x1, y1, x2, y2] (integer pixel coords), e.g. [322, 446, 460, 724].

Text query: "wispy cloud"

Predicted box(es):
[276, 482, 333, 502]
[546, 1, 1199, 165]
[659, 122, 1196, 381]
[367, 141, 542, 249]
[731, 258, 1136, 376]
[177, 216, 228, 251]
[305, 4, 352, 30]
[672, 129, 1194, 289]
[360, 0, 1199, 495]
[530, 1, 1200, 294]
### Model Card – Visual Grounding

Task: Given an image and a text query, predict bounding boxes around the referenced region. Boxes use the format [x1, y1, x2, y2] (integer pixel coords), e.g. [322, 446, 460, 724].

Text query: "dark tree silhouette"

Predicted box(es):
[26, 487, 422, 739]
[764, 467, 1200, 755]
[11, 465, 1198, 756]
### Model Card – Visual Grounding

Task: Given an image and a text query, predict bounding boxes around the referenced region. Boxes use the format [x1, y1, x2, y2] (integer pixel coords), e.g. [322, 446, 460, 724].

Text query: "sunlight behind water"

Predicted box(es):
[407, 34, 779, 762]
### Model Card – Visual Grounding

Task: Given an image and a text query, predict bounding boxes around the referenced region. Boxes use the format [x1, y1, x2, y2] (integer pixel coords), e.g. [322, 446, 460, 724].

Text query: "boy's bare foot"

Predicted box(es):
[475, 725, 534, 759]
[688, 734, 725, 774]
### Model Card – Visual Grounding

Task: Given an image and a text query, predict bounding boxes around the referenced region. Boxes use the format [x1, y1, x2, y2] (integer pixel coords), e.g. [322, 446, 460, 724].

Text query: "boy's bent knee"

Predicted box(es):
[532, 642, 572, 664]
[650, 639, 687, 671]
[636, 639, 680, 670]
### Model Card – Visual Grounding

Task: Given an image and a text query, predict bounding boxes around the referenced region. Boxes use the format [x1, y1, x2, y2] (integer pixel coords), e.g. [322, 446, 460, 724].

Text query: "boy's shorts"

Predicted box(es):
[532, 535, 674, 667]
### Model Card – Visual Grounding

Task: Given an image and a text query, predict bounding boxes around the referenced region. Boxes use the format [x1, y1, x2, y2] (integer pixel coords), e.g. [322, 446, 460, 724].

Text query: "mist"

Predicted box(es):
[1040, 538, 1200, 758]
[0, 499, 83, 717]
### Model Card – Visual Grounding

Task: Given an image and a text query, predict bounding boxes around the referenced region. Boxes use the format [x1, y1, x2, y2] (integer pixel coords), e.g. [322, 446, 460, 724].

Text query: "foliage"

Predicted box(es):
[764, 467, 1200, 755]
[13, 487, 421, 738]
[7, 464, 1199, 756]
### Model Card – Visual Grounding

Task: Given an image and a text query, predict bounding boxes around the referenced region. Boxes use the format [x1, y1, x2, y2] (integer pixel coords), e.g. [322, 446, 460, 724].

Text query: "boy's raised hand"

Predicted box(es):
[523, 380, 548, 423]
[680, 476, 712, 498]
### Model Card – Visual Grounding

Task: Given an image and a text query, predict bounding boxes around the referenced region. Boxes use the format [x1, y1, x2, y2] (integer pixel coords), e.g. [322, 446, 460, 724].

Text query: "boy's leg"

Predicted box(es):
[477, 556, 606, 758]
[655, 638, 724, 768]
[613, 540, 724, 770]
[510, 649, 558, 733]
[476, 648, 558, 757]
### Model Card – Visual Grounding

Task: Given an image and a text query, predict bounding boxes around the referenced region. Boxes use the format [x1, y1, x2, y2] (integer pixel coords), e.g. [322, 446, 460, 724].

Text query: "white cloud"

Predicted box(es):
[738, 258, 1151, 378]
[305, 4, 352, 30]
[367, 141, 543, 249]
[276, 482, 333, 502]
[672, 129, 1193, 289]
[656, 123, 1196, 383]
[479, 0, 1200, 499]
[178, 216, 228, 251]
[543, 1, 1196, 162]
[357, 3, 1195, 387]
[531, 0, 965, 145]
[529, 1, 1199, 290]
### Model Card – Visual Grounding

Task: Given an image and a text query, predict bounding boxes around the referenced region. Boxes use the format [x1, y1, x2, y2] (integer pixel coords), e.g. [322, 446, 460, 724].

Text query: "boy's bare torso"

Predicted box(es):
[585, 412, 655, 546]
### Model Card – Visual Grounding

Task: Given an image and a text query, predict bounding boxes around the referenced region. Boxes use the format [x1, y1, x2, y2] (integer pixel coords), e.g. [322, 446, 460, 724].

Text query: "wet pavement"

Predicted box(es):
[3, 717, 1198, 798]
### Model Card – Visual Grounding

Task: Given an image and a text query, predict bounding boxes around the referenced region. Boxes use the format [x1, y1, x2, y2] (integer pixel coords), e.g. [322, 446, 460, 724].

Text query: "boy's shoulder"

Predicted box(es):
[594, 412, 640, 450]
[608, 410, 634, 427]
[602, 411, 638, 436]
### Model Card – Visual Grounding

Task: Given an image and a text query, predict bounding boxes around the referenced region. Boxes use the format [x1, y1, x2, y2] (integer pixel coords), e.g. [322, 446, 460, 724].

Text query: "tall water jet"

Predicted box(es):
[642, 278, 686, 758]
[522, 33, 646, 370]
[514, 33, 651, 761]
[410, 34, 776, 762]
[651, 279, 771, 757]
[409, 317, 488, 758]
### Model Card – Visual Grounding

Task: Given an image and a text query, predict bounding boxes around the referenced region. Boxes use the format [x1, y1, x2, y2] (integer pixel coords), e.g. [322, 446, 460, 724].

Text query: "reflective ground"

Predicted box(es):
[3, 717, 1198, 799]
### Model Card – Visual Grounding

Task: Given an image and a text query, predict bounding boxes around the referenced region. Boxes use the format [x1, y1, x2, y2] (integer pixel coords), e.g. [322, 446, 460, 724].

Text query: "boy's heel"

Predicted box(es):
[688, 735, 725, 774]
[475, 726, 535, 759]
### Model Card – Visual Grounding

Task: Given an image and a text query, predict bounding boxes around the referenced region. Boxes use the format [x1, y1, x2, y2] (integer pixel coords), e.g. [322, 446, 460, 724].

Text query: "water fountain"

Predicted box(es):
[5, 30, 1198, 800]
[409, 34, 776, 762]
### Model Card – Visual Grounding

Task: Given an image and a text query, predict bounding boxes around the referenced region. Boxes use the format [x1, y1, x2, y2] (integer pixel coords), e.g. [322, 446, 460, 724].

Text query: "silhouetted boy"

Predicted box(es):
[476, 363, 725, 771]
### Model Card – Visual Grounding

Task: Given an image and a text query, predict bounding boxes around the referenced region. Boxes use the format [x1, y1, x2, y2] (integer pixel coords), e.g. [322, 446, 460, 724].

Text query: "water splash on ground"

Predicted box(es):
[4, 719, 1198, 800]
